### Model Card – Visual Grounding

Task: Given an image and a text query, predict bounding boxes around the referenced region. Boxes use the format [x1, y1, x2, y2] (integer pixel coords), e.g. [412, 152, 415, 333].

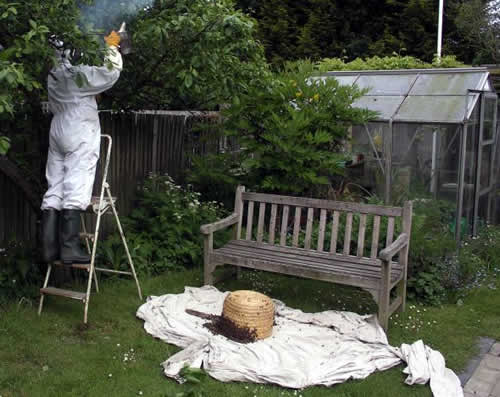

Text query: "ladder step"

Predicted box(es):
[94, 267, 133, 276]
[79, 232, 95, 240]
[86, 196, 117, 214]
[40, 287, 86, 301]
[52, 260, 90, 270]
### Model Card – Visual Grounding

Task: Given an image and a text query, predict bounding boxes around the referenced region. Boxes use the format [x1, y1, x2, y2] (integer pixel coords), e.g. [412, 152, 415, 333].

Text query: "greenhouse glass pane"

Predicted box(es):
[395, 96, 466, 123]
[350, 122, 389, 197]
[462, 124, 480, 235]
[391, 124, 461, 208]
[352, 96, 404, 120]
[356, 74, 417, 95]
[332, 76, 358, 86]
[483, 96, 496, 141]
[480, 145, 492, 190]
[493, 138, 500, 224]
[469, 99, 480, 123]
[478, 195, 489, 225]
[410, 73, 485, 95]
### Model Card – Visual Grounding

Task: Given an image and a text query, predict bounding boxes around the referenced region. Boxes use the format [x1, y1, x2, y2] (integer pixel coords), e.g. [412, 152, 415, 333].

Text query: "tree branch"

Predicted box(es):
[0, 156, 41, 212]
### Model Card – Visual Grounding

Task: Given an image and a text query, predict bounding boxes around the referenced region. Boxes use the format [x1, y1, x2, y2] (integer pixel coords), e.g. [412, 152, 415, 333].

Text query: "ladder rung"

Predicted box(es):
[40, 287, 86, 301]
[86, 196, 117, 214]
[94, 267, 133, 276]
[79, 232, 95, 240]
[53, 261, 90, 271]
[90, 195, 117, 205]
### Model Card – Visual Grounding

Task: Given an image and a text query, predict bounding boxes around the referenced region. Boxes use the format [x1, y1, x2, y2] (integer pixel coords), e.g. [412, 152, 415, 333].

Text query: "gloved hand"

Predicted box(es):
[104, 31, 120, 47]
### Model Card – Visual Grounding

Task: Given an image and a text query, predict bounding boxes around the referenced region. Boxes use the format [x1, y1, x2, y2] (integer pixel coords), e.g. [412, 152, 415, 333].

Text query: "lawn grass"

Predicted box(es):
[1, 267, 499, 397]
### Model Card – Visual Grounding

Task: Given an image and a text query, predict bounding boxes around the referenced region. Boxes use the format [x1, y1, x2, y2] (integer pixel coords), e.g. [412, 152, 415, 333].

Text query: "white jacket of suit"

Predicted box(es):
[41, 46, 122, 211]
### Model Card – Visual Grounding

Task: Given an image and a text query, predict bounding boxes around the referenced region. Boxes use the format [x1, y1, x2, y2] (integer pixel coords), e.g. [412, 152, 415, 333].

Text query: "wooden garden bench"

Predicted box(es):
[200, 186, 413, 330]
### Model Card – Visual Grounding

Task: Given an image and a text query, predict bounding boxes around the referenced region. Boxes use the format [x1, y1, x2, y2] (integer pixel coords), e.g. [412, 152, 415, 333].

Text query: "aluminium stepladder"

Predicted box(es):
[38, 134, 142, 323]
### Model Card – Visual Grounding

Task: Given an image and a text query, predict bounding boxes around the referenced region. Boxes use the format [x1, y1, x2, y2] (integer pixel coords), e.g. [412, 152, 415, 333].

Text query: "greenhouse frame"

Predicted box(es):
[322, 68, 499, 242]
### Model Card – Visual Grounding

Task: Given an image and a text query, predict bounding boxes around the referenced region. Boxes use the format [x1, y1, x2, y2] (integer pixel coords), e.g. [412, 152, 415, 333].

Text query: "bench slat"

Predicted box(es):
[245, 201, 254, 240]
[357, 214, 367, 257]
[371, 215, 381, 259]
[214, 248, 402, 282]
[257, 202, 266, 243]
[317, 209, 327, 251]
[304, 208, 314, 250]
[292, 207, 301, 247]
[386, 217, 395, 247]
[269, 204, 277, 244]
[280, 205, 289, 246]
[212, 252, 380, 290]
[231, 239, 389, 268]
[343, 212, 353, 255]
[242, 192, 403, 217]
[219, 244, 403, 279]
[330, 211, 340, 254]
[215, 244, 402, 275]
[213, 242, 403, 289]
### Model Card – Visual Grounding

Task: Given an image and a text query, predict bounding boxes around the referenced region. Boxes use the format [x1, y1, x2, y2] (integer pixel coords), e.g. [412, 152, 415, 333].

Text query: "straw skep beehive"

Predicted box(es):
[222, 290, 275, 340]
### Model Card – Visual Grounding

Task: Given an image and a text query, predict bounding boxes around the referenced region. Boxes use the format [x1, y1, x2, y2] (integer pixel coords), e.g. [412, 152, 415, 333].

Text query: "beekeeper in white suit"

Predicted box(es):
[41, 31, 122, 264]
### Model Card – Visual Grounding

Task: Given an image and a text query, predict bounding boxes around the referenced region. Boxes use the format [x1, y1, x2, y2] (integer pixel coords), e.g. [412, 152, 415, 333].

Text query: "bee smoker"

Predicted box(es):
[118, 22, 133, 55]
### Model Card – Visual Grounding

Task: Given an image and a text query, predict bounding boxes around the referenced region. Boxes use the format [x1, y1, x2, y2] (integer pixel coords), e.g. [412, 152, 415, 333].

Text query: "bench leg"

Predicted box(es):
[204, 260, 216, 285]
[378, 261, 391, 331]
[397, 278, 406, 314]
[378, 289, 390, 331]
[203, 233, 215, 285]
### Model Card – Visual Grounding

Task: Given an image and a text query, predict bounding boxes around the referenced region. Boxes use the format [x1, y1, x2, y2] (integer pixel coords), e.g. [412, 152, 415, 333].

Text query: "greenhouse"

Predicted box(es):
[322, 68, 499, 241]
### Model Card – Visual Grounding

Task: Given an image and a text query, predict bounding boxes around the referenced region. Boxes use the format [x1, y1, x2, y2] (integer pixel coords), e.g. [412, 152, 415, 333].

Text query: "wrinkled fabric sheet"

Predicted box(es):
[137, 286, 462, 396]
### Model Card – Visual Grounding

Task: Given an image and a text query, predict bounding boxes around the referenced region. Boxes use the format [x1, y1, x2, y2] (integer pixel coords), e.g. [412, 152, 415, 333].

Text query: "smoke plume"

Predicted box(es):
[79, 0, 154, 33]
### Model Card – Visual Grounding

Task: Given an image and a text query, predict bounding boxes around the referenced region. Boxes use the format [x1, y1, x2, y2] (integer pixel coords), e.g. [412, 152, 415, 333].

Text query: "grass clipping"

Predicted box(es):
[186, 309, 258, 343]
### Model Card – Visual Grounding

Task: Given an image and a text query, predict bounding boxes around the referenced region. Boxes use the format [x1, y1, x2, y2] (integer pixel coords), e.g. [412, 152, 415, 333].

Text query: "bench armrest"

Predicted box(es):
[379, 233, 409, 262]
[200, 213, 239, 235]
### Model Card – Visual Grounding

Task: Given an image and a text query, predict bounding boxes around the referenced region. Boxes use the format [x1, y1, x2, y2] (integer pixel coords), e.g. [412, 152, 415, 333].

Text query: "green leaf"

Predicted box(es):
[5, 72, 15, 85]
[0, 136, 11, 155]
[74, 72, 89, 88]
[184, 73, 193, 88]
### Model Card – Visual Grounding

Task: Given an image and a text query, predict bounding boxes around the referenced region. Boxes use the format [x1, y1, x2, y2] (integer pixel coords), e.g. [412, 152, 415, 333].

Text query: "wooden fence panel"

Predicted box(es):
[0, 111, 222, 246]
[0, 172, 38, 246]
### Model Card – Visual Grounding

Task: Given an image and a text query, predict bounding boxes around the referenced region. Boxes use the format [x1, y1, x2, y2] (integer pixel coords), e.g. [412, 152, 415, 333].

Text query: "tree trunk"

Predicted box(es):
[0, 156, 41, 212]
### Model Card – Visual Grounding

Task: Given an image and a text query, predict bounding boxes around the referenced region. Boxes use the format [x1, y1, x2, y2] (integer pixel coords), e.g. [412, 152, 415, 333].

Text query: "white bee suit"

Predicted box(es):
[41, 46, 122, 211]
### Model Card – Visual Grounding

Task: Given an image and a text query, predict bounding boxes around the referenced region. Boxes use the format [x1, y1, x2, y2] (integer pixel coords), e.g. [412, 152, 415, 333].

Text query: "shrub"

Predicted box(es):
[406, 199, 456, 304]
[407, 201, 500, 304]
[99, 174, 230, 275]
[317, 54, 466, 72]
[0, 241, 41, 303]
[189, 60, 376, 197]
[461, 224, 500, 270]
[186, 153, 240, 209]
[454, 224, 500, 294]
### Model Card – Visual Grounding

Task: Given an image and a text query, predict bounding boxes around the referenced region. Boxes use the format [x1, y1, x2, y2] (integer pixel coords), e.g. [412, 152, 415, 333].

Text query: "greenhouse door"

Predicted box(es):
[473, 92, 498, 235]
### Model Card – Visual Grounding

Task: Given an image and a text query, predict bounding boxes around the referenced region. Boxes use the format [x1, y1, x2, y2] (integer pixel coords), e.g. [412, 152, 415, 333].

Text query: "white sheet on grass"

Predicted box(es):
[136, 286, 462, 397]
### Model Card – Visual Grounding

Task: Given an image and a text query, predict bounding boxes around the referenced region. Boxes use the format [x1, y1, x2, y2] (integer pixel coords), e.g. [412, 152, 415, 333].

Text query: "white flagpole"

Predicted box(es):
[437, 0, 444, 62]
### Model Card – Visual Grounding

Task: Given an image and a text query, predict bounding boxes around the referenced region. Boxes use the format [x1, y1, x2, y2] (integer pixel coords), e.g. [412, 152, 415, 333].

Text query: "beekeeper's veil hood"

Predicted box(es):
[49, 35, 82, 64]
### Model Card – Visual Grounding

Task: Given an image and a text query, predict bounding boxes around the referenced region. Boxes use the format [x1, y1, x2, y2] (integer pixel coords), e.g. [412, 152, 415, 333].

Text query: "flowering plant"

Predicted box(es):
[100, 174, 229, 275]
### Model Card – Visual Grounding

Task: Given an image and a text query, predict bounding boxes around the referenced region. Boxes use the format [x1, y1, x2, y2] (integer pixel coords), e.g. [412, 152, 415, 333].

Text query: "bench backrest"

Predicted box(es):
[234, 186, 412, 260]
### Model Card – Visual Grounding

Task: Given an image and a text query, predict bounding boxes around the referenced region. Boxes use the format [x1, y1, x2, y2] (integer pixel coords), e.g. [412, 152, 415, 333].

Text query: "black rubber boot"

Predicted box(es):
[41, 209, 60, 263]
[60, 209, 90, 264]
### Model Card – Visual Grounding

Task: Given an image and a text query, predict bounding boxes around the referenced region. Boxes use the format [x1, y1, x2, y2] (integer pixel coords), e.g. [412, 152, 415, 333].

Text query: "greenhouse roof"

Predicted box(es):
[320, 68, 495, 123]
